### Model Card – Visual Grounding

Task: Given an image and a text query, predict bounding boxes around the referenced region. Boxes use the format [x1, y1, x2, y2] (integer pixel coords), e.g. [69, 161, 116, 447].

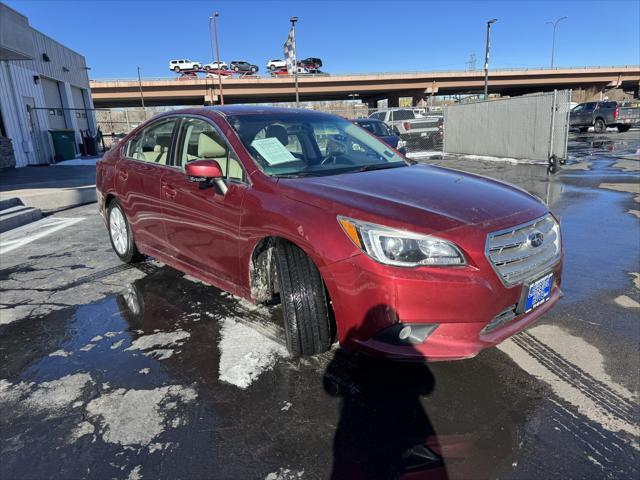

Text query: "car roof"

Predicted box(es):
[351, 118, 382, 123]
[165, 105, 339, 118]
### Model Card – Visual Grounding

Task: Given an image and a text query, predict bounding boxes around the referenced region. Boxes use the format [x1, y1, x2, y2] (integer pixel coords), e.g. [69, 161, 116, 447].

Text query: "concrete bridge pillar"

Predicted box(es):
[387, 95, 399, 108]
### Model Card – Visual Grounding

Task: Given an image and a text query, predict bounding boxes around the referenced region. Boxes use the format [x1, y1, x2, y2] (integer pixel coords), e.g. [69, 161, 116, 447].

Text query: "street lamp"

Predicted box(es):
[136, 65, 146, 118]
[546, 16, 568, 69]
[483, 18, 497, 100]
[208, 12, 224, 105]
[290, 16, 299, 106]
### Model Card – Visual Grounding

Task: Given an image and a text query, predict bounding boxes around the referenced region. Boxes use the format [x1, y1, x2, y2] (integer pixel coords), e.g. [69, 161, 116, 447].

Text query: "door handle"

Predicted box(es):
[118, 170, 128, 181]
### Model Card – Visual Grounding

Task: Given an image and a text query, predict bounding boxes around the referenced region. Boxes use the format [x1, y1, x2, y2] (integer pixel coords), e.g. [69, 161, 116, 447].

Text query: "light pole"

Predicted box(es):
[136, 65, 146, 118]
[546, 16, 568, 69]
[208, 12, 224, 105]
[290, 16, 299, 106]
[483, 18, 497, 100]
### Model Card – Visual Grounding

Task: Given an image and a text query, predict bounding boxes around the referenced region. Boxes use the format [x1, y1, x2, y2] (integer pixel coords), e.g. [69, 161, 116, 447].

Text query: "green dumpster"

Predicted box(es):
[49, 129, 77, 161]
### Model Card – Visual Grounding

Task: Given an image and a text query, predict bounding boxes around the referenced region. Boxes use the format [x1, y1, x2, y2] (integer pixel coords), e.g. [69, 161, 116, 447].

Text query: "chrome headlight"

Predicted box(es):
[338, 216, 466, 267]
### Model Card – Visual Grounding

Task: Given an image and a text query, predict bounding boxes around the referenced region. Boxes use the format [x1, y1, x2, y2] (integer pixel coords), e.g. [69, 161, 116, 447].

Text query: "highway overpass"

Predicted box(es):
[90, 66, 640, 108]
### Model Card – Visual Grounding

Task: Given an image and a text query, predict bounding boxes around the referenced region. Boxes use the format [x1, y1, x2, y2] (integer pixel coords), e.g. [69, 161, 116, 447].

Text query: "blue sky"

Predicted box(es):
[6, 0, 640, 79]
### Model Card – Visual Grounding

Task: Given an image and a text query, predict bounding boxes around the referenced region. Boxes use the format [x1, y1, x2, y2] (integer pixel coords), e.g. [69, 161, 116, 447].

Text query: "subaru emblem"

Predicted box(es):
[528, 231, 544, 248]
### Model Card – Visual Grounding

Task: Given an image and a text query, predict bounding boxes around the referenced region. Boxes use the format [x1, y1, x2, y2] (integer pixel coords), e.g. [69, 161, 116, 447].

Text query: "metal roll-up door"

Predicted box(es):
[41, 77, 66, 129]
[71, 86, 89, 131]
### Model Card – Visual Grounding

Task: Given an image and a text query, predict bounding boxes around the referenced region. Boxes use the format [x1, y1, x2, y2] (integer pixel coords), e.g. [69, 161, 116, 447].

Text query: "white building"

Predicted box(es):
[0, 2, 96, 168]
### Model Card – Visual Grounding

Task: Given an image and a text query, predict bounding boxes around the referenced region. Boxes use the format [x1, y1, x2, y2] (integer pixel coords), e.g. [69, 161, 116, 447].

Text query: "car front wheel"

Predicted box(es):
[108, 201, 143, 263]
[275, 241, 332, 357]
[594, 118, 606, 133]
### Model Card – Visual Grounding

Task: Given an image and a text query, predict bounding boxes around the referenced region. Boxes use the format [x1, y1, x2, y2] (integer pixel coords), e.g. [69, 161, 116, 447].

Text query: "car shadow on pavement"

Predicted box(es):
[323, 313, 448, 480]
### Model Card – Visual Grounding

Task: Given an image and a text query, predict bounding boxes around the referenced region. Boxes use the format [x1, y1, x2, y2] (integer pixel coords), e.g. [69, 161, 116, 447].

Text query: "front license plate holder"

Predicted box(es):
[517, 273, 553, 314]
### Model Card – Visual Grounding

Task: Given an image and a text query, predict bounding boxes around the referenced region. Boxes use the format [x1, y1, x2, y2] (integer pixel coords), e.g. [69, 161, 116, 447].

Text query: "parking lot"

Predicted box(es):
[1, 129, 639, 479]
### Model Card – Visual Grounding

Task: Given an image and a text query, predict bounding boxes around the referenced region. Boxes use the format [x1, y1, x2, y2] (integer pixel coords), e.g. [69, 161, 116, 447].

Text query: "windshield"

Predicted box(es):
[228, 112, 406, 177]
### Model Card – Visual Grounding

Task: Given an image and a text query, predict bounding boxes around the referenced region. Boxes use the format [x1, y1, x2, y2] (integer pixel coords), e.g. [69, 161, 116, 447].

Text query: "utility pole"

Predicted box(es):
[467, 53, 476, 71]
[546, 16, 568, 69]
[136, 66, 146, 118]
[209, 12, 224, 105]
[290, 16, 299, 107]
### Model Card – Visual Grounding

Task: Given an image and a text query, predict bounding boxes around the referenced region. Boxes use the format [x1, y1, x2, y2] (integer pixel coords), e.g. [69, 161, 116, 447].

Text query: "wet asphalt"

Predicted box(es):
[1, 130, 639, 480]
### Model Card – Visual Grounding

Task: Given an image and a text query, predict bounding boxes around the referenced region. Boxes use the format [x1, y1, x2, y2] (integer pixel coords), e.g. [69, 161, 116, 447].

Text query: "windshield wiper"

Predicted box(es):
[349, 162, 407, 173]
[273, 171, 323, 178]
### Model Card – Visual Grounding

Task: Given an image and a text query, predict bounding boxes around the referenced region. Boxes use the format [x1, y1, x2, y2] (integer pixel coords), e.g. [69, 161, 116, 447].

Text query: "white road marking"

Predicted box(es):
[0, 217, 85, 255]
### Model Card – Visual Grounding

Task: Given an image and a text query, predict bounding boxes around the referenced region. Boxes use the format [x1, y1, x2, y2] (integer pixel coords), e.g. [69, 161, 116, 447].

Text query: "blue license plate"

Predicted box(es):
[524, 273, 553, 313]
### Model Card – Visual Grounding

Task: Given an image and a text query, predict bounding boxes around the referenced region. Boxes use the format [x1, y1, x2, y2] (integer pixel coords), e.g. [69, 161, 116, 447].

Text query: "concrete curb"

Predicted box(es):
[0, 185, 97, 212]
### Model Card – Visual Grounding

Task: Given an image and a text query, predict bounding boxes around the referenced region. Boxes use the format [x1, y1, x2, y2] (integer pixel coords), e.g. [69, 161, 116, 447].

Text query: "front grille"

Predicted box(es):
[486, 214, 561, 287]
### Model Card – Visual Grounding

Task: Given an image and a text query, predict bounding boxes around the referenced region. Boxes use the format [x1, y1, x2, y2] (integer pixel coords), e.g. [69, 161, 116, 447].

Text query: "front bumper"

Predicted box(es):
[321, 252, 563, 361]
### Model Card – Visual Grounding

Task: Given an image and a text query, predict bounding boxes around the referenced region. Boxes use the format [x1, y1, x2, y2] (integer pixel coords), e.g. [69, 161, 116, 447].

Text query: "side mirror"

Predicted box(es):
[185, 159, 227, 194]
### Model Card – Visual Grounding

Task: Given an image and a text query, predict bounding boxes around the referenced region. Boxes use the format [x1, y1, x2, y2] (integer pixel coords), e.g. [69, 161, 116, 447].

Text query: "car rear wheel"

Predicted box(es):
[108, 200, 143, 263]
[594, 118, 606, 133]
[275, 241, 332, 357]
[250, 67, 256, 73]
[617, 125, 631, 133]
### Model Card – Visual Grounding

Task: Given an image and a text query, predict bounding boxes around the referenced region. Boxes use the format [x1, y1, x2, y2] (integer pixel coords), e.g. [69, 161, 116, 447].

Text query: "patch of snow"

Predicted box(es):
[614, 295, 640, 309]
[126, 465, 143, 480]
[69, 421, 95, 442]
[49, 349, 72, 357]
[26, 373, 93, 412]
[145, 349, 174, 360]
[138, 368, 150, 375]
[104, 331, 120, 338]
[281, 401, 292, 411]
[265, 468, 305, 480]
[125, 331, 190, 352]
[85, 385, 197, 447]
[111, 339, 124, 350]
[218, 318, 288, 389]
[80, 343, 96, 352]
[90, 335, 103, 342]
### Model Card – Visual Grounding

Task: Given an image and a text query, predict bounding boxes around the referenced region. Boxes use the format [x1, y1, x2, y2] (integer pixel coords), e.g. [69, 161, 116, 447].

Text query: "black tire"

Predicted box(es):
[173, 66, 180, 73]
[233, 66, 239, 72]
[275, 240, 332, 357]
[594, 118, 606, 133]
[250, 67, 257, 73]
[107, 200, 143, 264]
[617, 125, 631, 133]
[578, 127, 589, 133]
[269, 64, 276, 71]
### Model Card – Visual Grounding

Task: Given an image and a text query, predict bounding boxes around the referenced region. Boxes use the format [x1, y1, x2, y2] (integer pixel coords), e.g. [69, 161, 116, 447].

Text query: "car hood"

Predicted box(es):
[280, 164, 547, 233]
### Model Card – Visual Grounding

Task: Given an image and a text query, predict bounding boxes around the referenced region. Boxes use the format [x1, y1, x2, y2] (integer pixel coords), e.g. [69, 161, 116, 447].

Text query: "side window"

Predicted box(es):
[178, 118, 245, 182]
[127, 119, 176, 165]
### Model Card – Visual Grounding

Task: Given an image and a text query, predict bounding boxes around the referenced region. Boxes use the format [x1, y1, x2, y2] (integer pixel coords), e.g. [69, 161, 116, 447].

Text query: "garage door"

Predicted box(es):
[71, 86, 89, 131]
[41, 77, 66, 129]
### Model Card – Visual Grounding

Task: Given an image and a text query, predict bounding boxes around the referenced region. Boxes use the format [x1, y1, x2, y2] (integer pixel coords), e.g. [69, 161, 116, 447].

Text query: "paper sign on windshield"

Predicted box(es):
[250, 137, 296, 165]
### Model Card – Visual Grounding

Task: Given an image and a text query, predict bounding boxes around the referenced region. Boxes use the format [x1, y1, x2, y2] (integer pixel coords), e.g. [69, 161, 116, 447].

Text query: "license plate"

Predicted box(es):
[524, 273, 553, 313]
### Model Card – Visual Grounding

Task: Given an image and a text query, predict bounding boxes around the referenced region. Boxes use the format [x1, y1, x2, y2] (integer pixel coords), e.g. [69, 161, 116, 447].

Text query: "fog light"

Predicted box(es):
[399, 326, 412, 340]
[374, 323, 439, 346]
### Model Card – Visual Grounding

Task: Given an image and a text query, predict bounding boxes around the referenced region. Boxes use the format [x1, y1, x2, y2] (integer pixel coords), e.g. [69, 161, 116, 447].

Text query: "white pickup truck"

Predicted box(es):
[369, 109, 443, 150]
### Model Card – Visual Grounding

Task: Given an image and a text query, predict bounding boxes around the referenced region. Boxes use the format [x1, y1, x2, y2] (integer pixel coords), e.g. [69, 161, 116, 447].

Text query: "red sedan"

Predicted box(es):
[97, 106, 563, 360]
